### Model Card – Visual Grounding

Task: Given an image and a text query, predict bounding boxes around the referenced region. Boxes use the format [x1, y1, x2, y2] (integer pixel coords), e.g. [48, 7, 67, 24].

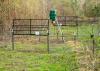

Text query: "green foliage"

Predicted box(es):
[96, 36, 100, 48]
[84, 3, 100, 17]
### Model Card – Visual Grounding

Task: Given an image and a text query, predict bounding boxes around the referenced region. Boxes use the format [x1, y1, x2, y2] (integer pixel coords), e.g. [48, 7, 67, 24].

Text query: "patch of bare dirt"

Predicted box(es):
[66, 40, 83, 48]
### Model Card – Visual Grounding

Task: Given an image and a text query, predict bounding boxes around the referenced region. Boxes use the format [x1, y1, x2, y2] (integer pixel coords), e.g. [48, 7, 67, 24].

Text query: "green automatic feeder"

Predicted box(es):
[49, 9, 57, 21]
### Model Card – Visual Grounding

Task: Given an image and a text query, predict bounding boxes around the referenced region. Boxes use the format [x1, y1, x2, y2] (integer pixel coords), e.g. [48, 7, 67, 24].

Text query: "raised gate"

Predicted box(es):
[12, 19, 50, 52]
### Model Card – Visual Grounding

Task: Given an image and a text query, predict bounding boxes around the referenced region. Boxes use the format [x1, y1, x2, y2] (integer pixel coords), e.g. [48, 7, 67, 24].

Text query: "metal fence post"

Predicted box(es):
[12, 19, 14, 50]
[47, 19, 50, 53]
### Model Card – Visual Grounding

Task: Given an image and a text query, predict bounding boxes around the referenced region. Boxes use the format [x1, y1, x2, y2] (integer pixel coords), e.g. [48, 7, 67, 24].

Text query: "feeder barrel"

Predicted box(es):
[49, 10, 57, 21]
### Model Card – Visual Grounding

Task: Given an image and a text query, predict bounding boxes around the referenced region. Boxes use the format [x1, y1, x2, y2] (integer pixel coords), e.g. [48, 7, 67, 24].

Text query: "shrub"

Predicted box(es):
[84, 3, 100, 17]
